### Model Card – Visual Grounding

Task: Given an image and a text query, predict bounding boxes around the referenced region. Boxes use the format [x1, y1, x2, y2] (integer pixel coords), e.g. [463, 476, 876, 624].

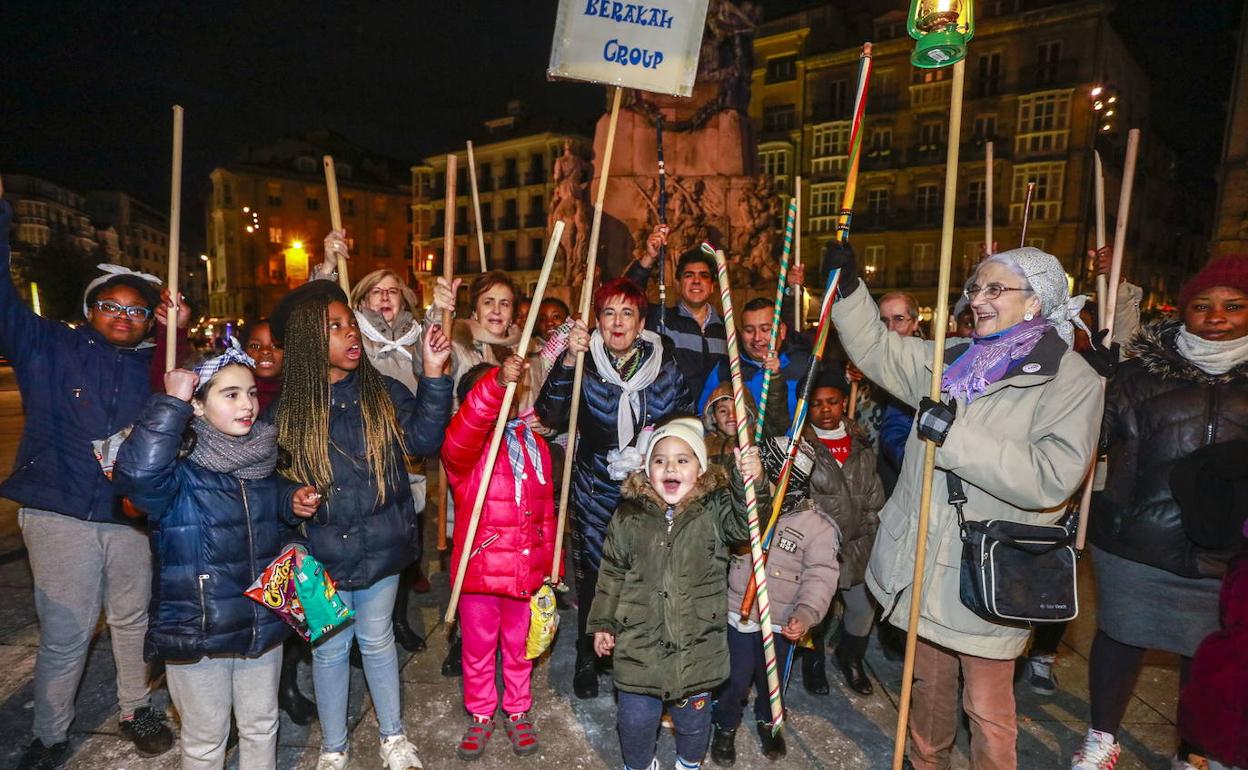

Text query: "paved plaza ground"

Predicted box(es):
[0, 368, 1186, 769]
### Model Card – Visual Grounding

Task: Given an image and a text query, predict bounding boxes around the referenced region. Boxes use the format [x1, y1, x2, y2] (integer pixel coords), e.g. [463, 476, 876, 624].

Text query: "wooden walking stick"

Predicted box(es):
[984, 140, 994, 253]
[1094, 150, 1108, 328]
[436, 155, 459, 557]
[446, 221, 564, 622]
[891, 58, 967, 770]
[550, 86, 624, 584]
[322, 156, 350, 295]
[847, 380, 859, 421]
[165, 105, 184, 373]
[710, 243, 785, 734]
[753, 199, 797, 444]
[466, 141, 488, 272]
[1019, 181, 1036, 248]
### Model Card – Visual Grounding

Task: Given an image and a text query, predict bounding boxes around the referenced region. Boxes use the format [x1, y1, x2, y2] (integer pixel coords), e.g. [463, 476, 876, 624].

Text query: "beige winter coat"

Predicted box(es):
[832, 286, 1103, 660]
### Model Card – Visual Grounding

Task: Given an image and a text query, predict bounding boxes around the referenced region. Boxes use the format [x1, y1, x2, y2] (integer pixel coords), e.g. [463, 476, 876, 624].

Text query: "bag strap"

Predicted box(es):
[949, 470, 1072, 552]
[947, 472, 969, 534]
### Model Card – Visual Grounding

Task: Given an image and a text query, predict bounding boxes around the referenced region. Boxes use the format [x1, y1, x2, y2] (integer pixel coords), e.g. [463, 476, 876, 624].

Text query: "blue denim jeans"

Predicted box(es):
[617, 689, 712, 769]
[712, 626, 792, 730]
[310, 574, 402, 753]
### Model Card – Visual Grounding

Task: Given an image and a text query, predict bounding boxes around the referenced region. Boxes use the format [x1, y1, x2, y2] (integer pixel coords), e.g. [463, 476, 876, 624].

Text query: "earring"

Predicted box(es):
[1024, 311, 1034, 321]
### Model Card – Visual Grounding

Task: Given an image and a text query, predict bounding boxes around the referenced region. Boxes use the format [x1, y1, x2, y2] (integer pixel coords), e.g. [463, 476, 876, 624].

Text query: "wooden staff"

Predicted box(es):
[322, 156, 350, 295]
[984, 140, 994, 252]
[793, 176, 802, 331]
[446, 221, 564, 622]
[891, 58, 966, 770]
[1075, 132, 1138, 552]
[165, 105, 184, 373]
[436, 155, 458, 557]
[710, 243, 784, 733]
[1019, 181, 1036, 248]
[466, 141, 488, 272]
[847, 380, 859, 420]
[550, 86, 623, 584]
[754, 199, 797, 444]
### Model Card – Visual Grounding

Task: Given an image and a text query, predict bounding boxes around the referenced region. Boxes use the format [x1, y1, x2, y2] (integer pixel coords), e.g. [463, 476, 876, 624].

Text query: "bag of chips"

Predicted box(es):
[525, 583, 559, 660]
[245, 544, 353, 643]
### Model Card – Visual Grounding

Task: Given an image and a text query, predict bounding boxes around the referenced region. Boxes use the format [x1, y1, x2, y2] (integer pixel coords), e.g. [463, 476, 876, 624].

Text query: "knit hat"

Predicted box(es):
[82, 264, 163, 320]
[269, 281, 349, 345]
[1177, 254, 1248, 310]
[644, 416, 709, 473]
[979, 248, 1088, 346]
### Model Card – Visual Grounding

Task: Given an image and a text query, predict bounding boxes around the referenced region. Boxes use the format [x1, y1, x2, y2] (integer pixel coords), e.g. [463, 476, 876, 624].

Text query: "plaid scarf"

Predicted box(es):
[503, 418, 546, 505]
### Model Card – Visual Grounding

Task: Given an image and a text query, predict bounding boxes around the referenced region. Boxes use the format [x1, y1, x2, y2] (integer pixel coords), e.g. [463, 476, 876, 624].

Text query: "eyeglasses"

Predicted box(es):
[368, 287, 402, 299]
[963, 283, 1032, 302]
[92, 300, 152, 320]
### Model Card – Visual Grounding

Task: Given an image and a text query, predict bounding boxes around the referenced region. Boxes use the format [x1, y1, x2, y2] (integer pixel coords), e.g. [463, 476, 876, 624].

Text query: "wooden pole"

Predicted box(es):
[1105, 129, 1139, 337]
[165, 105, 184, 373]
[847, 380, 859, 421]
[550, 86, 624, 584]
[435, 155, 458, 558]
[322, 156, 350, 295]
[794, 176, 803, 332]
[1019, 181, 1036, 248]
[891, 58, 966, 770]
[446, 221, 564, 622]
[466, 141, 488, 272]
[1094, 150, 1108, 327]
[984, 140, 994, 253]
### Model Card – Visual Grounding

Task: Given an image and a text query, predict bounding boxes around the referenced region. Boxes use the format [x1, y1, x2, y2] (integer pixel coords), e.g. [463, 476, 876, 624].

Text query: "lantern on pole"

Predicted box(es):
[908, 0, 975, 69]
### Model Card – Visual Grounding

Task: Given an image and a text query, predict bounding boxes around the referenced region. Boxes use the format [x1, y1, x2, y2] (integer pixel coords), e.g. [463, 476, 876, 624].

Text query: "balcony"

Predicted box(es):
[910, 144, 947, 166]
[1019, 60, 1081, 91]
[860, 149, 900, 171]
[499, 174, 519, 189]
[477, 176, 494, 193]
[497, 215, 519, 231]
[524, 170, 545, 186]
[971, 75, 1004, 100]
[957, 205, 1010, 226]
[910, 80, 952, 110]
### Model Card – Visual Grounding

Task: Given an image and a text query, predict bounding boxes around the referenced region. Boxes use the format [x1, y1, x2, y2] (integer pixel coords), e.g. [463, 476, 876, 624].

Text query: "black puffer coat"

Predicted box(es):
[1091, 321, 1248, 578]
[534, 336, 692, 573]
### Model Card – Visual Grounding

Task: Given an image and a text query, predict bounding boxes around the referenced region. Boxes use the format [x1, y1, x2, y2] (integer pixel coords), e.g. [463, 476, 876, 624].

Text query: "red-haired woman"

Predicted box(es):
[535, 277, 692, 699]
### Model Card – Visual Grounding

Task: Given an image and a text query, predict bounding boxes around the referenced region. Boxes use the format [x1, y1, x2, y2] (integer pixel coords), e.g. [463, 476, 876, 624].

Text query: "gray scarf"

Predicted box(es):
[189, 417, 279, 479]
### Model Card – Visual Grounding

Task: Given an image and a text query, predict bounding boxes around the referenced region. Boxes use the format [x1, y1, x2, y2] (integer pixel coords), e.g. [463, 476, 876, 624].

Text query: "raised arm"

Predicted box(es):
[440, 369, 504, 480]
[113, 392, 192, 521]
[0, 199, 58, 365]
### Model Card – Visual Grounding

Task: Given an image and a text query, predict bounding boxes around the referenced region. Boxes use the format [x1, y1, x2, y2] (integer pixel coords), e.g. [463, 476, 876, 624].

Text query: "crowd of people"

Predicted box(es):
[1, 191, 1246, 770]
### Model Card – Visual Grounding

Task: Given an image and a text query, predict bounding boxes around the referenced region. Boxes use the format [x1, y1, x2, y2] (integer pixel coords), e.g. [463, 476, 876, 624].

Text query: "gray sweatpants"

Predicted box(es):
[165, 646, 282, 770]
[840, 582, 876, 638]
[19, 507, 152, 744]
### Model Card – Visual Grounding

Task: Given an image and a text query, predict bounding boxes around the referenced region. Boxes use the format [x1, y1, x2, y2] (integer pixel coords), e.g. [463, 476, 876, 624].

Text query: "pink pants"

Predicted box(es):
[459, 593, 533, 718]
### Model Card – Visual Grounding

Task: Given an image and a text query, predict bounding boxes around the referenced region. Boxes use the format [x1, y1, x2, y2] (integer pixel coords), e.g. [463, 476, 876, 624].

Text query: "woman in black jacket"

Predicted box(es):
[535, 277, 692, 699]
[1075, 255, 1248, 770]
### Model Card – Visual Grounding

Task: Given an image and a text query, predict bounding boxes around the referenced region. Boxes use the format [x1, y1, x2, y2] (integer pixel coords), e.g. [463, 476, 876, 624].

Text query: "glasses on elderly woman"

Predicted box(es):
[963, 283, 1032, 302]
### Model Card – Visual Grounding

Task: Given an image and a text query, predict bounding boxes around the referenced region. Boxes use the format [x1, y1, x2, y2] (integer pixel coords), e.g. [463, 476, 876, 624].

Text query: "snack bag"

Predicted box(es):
[525, 583, 559, 660]
[292, 552, 354, 643]
[245, 544, 308, 638]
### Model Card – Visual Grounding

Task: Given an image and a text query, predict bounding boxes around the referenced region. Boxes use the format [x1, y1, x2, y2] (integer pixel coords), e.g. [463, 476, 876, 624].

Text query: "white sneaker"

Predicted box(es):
[316, 751, 348, 770]
[1072, 728, 1121, 769]
[380, 734, 424, 770]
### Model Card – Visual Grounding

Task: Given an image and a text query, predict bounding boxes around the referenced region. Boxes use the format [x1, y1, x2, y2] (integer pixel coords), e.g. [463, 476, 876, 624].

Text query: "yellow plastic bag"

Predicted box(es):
[525, 583, 559, 660]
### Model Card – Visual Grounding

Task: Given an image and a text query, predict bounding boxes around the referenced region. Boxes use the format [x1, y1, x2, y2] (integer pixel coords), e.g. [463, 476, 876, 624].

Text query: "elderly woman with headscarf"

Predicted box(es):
[1072, 254, 1248, 770]
[820, 243, 1103, 770]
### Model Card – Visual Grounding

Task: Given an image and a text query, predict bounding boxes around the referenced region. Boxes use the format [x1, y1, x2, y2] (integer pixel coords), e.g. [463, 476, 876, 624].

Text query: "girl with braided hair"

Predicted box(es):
[268, 280, 454, 770]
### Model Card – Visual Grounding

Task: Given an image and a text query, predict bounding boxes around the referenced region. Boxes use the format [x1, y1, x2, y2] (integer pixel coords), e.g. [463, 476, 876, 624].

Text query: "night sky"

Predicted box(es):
[1, 0, 1241, 244]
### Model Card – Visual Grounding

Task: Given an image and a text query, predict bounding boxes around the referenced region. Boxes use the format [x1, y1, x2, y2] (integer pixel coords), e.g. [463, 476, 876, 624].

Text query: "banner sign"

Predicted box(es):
[548, 0, 710, 97]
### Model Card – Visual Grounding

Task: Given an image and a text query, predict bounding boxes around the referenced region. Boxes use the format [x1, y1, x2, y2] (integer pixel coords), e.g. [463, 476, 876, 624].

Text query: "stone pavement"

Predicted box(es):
[0, 367, 1186, 769]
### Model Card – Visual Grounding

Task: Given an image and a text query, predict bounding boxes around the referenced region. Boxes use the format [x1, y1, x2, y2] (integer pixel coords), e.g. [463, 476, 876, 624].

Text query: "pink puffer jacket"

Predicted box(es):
[442, 371, 557, 598]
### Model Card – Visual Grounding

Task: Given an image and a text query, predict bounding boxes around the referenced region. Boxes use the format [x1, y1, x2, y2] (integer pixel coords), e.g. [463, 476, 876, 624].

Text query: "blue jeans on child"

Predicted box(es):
[617, 689, 713, 770]
[311, 574, 402, 753]
[712, 626, 793, 730]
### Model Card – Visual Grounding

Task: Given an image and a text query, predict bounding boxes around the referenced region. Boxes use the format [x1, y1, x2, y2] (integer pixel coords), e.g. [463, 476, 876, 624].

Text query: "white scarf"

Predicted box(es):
[355, 309, 420, 361]
[1176, 326, 1248, 375]
[589, 329, 664, 449]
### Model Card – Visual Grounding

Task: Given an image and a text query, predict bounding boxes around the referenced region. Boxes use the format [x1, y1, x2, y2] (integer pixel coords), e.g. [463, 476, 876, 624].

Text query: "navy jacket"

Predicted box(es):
[534, 337, 691, 572]
[624, 261, 727, 400]
[282, 371, 453, 590]
[0, 199, 156, 524]
[699, 344, 811, 439]
[114, 395, 292, 662]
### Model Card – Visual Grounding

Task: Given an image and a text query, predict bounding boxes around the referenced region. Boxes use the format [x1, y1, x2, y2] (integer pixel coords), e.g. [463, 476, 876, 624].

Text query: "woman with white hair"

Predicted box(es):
[820, 243, 1104, 770]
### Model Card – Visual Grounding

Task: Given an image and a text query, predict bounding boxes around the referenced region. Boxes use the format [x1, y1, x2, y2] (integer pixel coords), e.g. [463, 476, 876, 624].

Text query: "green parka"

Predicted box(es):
[588, 464, 763, 700]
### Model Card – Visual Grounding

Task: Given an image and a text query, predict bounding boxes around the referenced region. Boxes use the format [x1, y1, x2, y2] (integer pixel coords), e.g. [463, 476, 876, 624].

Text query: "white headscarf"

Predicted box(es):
[980, 248, 1090, 346]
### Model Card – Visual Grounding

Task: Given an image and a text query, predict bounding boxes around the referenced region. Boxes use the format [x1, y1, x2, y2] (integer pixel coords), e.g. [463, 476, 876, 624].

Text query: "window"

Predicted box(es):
[1010, 162, 1066, 223]
[918, 122, 944, 149]
[973, 114, 997, 141]
[481, 202, 493, 230]
[765, 55, 797, 84]
[505, 240, 518, 266]
[868, 127, 893, 154]
[828, 79, 850, 118]
[759, 147, 790, 179]
[1037, 41, 1062, 85]
[968, 179, 987, 221]
[266, 182, 282, 207]
[223, 183, 233, 206]
[268, 225, 283, 244]
[763, 104, 797, 133]
[343, 196, 356, 217]
[1015, 92, 1071, 155]
[912, 243, 937, 283]
[915, 184, 941, 225]
[811, 122, 850, 175]
[910, 67, 952, 109]
[456, 244, 468, 267]
[373, 197, 388, 219]
[866, 189, 890, 224]
[912, 67, 951, 85]
[869, 70, 895, 111]
[863, 244, 885, 280]
[1024, 237, 1046, 250]
[976, 52, 1002, 96]
[529, 237, 543, 261]
[305, 194, 319, 212]
[809, 183, 846, 232]
[295, 157, 317, 174]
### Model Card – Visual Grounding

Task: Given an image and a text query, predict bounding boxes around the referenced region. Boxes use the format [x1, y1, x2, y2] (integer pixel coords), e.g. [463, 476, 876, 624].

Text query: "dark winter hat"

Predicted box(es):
[269, 280, 349, 345]
[1177, 254, 1248, 310]
[813, 361, 851, 396]
[1170, 439, 1248, 549]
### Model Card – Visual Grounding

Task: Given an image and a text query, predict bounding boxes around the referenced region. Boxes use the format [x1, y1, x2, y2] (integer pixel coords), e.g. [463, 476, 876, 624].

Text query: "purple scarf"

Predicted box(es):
[942, 318, 1049, 403]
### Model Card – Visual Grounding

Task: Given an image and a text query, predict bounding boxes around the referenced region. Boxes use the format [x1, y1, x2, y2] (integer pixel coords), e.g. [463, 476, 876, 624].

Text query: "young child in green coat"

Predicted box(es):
[589, 416, 763, 770]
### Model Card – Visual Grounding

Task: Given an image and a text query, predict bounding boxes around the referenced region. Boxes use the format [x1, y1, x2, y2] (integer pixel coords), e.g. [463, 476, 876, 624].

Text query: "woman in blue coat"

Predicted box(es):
[535, 277, 692, 700]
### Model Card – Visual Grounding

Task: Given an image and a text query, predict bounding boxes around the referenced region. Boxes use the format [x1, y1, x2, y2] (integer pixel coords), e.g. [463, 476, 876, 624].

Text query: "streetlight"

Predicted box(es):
[908, 0, 975, 68]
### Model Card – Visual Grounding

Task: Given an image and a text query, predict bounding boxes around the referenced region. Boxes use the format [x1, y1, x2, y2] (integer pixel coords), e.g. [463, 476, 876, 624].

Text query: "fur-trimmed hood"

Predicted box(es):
[1128, 320, 1248, 386]
[620, 463, 729, 516]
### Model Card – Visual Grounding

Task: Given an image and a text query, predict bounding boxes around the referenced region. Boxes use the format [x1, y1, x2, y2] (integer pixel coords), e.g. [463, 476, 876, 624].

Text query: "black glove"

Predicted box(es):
[917, 397, 956, 446]
[1081, 328, 1119, 378]
[820, 240, 859, 298]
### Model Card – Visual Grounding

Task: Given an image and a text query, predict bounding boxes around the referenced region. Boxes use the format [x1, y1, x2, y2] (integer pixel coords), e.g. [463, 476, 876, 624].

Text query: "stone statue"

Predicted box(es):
[548, 139, 593, 284]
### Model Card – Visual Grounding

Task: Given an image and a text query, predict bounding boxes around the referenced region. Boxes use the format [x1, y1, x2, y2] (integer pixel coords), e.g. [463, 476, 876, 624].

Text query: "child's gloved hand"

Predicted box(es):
[735, 445, 762, 480]
[164, 368, 198, 402]
[593, 631, 616, 657]
[781, 616, 809, 641]
[496, 355, 528, 386]
[291, 485, 321, 518]
[422, 323, 453, 378]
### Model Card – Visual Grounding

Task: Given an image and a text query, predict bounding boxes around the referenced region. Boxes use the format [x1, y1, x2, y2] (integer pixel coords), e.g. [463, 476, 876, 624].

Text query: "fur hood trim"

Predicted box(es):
[452, 317, 521, 351]
[1128, 320, 1248, 386]
[620, 463, 730, 516]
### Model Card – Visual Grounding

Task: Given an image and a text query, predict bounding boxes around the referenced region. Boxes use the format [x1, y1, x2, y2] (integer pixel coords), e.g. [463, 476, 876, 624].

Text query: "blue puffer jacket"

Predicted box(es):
[0, 199, 156, 524]
[281, 371, 453, 590]
[535, 336, 692, 573]
[699, 343, 811, 439]
[114, 395, 292, 662]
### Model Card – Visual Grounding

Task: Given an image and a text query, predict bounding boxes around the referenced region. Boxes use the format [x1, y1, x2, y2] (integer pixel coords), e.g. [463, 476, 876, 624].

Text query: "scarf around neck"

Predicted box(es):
[355, 308, 420, 361]
[1176, 326, 1248, 375]
[589, 329, 665, 449]
[189, 417, 279, 479]
[503, 418, 546, 504]
[942, 317, 1050, 403]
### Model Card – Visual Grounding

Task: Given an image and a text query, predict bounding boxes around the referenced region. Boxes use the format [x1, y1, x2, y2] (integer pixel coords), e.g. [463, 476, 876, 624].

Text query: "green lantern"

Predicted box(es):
[908, 0, 975, 69]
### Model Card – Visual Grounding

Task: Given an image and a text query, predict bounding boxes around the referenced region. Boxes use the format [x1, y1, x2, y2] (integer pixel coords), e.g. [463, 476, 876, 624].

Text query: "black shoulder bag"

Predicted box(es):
[949, 472, 1078, 625]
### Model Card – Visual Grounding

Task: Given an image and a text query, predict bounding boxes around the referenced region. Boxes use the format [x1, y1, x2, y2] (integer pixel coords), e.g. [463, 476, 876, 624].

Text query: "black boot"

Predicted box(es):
[801, 649, 830, 695]
[278, 640, 316, 725]
[835, 632, 874, 695]
[879, 620, 905, 662]
[16, 739, 67, 770]
[349, 640, 363, 669]
[392, 575, 426, 653]
[710, 724, 737, 767]
[573, 636, 599, 699]
[441, 623, 463, 677]
[755, 720, 786, 760]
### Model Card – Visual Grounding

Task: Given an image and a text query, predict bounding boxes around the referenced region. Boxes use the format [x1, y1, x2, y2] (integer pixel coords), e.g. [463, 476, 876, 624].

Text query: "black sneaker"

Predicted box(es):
[16, 739, 68, 770]
[119, 706, 174, 757]
[1026, 653, 1058, 696]
[755, 720, 786, 760]
[710, 724, 737, 767]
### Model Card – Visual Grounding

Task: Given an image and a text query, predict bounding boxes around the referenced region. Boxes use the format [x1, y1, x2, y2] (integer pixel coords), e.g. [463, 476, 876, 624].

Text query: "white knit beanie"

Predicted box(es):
[644, 416, 709, 473]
